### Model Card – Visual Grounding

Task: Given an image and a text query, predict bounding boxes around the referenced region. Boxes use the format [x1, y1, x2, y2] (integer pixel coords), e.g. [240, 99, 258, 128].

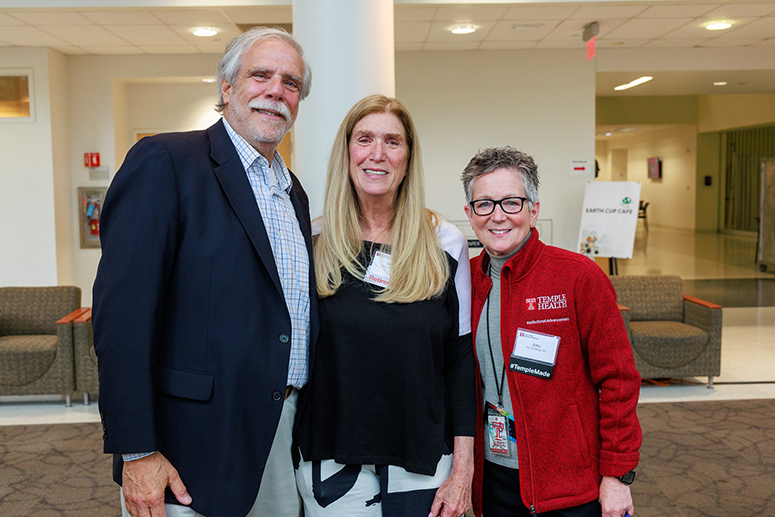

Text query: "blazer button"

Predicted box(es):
[103, 433, 108, 442]
[272, 390, 282, 402]
[279, 333, 290, 344]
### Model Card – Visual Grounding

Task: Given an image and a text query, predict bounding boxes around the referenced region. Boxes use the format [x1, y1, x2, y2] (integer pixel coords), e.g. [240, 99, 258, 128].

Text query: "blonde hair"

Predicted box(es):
[315, 94, 449, 303]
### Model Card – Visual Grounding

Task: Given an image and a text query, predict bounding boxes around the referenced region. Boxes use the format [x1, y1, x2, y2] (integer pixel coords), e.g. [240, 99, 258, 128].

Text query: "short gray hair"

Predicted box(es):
[214, 27, 312, 113]
[461, 146, 539, 205]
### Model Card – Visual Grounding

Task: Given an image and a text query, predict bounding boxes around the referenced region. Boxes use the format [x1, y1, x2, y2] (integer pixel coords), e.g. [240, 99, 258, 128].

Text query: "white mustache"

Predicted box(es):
[248, 99, 291, 120]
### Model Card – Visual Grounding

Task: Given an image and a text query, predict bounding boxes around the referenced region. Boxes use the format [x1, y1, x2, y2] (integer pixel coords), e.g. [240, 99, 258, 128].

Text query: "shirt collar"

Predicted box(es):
[222, 117, 292, 193]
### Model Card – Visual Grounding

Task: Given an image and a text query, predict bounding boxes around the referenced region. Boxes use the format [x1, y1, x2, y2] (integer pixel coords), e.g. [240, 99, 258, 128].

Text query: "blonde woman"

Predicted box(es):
[295, 95, 476, 517]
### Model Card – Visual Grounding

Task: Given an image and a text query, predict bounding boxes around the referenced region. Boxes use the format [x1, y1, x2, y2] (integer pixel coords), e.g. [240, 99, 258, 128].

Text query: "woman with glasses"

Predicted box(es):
[461, 147, 642, 517]
[294, 95, 476, 517]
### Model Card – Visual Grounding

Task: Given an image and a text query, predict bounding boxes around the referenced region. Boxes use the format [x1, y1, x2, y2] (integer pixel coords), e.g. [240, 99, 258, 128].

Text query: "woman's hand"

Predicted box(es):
[429, 436, 474, 517]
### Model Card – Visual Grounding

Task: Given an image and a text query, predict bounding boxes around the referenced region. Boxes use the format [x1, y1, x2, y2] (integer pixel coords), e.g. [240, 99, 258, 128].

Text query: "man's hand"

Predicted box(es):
[429, 436, 474, 517]
[599, 475, 634, 517]
[122, 452, 192, 517]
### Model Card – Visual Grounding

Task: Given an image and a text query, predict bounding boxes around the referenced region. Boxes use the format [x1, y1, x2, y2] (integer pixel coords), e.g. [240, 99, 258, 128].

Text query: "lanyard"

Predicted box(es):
[485, 264, 507, 407]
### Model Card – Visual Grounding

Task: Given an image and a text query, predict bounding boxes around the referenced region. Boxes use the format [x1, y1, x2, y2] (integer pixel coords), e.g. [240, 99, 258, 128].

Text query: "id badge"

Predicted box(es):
[364, 250, 391, 288]
[486, 405, 510, 456]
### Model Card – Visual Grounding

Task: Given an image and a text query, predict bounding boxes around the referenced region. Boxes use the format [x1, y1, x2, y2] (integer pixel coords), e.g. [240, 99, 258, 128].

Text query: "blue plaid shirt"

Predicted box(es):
[124, 120, 311, 462]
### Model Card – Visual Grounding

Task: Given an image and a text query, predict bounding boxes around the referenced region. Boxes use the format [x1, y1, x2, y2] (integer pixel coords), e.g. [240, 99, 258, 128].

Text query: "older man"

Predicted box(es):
[93, 27, 317, 517]
[462, 147, 641, 517]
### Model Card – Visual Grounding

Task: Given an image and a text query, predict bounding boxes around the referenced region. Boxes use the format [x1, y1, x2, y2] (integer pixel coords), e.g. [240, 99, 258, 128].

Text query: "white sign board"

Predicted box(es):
[577, 182, 641, 259]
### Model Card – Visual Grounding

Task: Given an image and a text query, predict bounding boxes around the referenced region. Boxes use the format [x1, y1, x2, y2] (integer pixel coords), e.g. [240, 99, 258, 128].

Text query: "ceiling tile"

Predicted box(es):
[665, 17, 757, 38]
[108, 25, 189, 46]
[171, 24, 241, 45]
[433, 6, 508, 22]
[753, 38, 775, 46]
[394, 6, 436, 22]
[699, 38, 765, 47]
[543, 19, 627, 42]
[0, 26, 69, 46]
[502, 5, 579, 21]
[423, 41, 480, 51]
[426, 20, 496, 42]
[140, 45, 200, 54]
[81, 11, 163, 26]
[704, 4, 775, 18]
[637, 4, 720, 18]
[0, 13, 26, 25]
[596, 39, 649, 49]
[479, 40, 537, 50]
[222, 7, 291, 25]
[395, 21, 431, 43]
[721, 17, 775, 38]
[605, 18, 693, 40]
[9, 11, 93, 26]
[643, 39, 709, 48]
[570, 5, 650, 20]
[52, 46, 88, 55]
[486, 20, 558, 42]
[395, 42, 424, 51]
[532, 39, 583, 49]
[81, 45, 144, 55]
[151, 9, 232, 26]
[40, 25, 131, 47]
[194, 43, 229, 54]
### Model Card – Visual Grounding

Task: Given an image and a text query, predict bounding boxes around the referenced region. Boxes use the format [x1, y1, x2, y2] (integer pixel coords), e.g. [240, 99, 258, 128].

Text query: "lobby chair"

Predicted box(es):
[638, 201, 649, 231]
[73, 308, 98, 405]
[610, 275, 721, 388]
[0, 286, 84, 406]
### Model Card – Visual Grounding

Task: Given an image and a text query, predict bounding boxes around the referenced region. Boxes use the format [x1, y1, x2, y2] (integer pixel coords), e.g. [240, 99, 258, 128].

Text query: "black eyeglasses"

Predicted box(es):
[469, 197, 528, 216]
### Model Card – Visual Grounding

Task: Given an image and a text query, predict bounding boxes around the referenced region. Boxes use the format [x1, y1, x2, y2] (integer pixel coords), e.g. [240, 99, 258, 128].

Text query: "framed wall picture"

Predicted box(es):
[647, 157, 662, 179]
[0, 69, 34, 122]
[78, 187, 107, 249]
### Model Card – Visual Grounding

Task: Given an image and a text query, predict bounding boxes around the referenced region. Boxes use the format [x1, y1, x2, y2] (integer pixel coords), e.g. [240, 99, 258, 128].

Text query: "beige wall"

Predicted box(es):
[699, 93, 775, 134]
[397, 49, 596, 250]
[600, 125, 698, 230]
[0, 47, 58, 287]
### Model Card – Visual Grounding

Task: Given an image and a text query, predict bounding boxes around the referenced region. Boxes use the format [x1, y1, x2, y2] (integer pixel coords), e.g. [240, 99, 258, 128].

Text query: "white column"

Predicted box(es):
[291, 0, 395, 218]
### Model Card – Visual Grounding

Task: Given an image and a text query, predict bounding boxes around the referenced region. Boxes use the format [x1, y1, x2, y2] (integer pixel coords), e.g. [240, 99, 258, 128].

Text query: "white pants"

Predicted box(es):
[295, 452, 453, 517]
[121, 391, 301, 517]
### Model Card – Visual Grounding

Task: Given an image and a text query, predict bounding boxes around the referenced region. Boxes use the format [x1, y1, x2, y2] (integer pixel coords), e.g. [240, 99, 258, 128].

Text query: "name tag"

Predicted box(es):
[364, 250, 391, 288]
[509, 328, 560, 379]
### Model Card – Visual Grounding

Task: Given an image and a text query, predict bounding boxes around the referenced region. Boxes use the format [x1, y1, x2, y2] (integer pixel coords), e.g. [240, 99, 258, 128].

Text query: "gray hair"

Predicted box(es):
[461, 146, 540, 205]
[215, 27, 312, 113]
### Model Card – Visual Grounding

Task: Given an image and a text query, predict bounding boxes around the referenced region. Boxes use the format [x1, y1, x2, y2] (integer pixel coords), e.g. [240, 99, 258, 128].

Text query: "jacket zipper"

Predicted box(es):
[530, 505, 537, 517]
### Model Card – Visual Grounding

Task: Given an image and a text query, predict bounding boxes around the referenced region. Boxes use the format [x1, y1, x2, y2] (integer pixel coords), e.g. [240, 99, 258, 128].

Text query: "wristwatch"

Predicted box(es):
[617, 470, 636, 485]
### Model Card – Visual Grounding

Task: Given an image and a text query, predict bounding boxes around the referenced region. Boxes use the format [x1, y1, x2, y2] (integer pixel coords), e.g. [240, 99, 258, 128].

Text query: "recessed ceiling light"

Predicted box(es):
[705, 20, 732, 31]
[713, 81, 727, 86]
[605, 132, 613, 137]
[450, 25, 476, 35]
[614, 76, 653, 91]
[193, 27, 218, 37]
[202, 78, 216, 83]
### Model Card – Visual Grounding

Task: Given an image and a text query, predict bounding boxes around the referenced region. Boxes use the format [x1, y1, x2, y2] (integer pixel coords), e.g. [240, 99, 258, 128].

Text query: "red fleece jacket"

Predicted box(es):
[471, 230, 642, 515]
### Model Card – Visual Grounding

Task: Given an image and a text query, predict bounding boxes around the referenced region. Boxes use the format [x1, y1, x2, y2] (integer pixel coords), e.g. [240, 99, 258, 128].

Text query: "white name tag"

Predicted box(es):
[509, 328, 560, 379]
[364, 250, 391, 288]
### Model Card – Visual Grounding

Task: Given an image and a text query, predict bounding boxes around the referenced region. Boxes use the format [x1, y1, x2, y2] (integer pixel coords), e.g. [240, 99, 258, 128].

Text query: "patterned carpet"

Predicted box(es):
[1, 399, 774, 516]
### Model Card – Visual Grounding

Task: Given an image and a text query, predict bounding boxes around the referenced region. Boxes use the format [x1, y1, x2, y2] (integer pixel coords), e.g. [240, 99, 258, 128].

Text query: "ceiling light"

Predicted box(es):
[193, 27, 218, 37]
[713, 81, 727, 86]
[705, 20, 732, 31]
[450, 25, 476, 35]
[614, 76, 653, 91]
[202, 78, 216, 83]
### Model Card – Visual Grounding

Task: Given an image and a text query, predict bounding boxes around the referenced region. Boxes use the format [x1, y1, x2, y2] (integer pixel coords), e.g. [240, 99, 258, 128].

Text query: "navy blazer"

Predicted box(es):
[93, 119, 318, 517]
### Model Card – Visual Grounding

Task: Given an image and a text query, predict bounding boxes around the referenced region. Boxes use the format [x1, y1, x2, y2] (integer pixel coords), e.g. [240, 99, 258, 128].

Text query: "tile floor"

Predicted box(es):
[1, 224, 774, 425]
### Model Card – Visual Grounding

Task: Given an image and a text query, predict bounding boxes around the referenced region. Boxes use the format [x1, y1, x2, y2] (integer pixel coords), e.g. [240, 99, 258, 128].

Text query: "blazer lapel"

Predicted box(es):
[208, 120, 284, 295]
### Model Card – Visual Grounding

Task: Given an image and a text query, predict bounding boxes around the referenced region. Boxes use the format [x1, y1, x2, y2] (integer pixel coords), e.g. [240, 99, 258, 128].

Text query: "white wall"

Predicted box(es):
[396, 49, 596, 250]
[67, 54, 220, 305]
[603, 125, 697, 230]
[0, 47, 59, 287]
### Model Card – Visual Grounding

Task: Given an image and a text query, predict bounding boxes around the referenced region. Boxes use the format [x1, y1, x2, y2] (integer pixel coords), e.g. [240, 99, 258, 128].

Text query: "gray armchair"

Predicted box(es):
[0, 286, 83, 406]
[609, 275, 722, 388]
[73, 308, 98, 405]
